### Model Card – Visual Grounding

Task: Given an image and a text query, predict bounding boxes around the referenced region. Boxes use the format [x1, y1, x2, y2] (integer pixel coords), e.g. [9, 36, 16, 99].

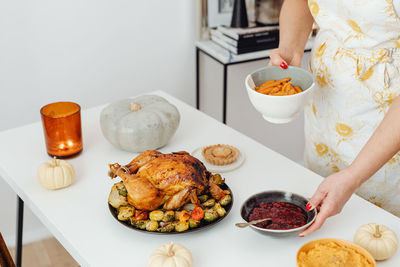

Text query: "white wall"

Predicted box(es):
[0, 0, 197, 246]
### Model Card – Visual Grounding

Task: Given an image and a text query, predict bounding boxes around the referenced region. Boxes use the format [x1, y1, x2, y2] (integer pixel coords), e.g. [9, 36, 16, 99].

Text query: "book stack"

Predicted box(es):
[210, 25, 279, 55]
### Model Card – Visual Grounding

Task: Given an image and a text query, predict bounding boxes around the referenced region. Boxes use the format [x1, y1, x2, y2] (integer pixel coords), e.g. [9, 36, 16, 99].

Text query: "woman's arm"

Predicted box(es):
[269, 0, 314, 67]
[300, 96, 400, 236]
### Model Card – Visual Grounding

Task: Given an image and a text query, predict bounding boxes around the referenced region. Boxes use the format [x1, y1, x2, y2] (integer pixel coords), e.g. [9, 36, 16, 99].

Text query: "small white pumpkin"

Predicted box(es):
[37, 158, 75, 190]
[354, 223, 398, 261]
[148, 243, 193, 267]
[100, 95, 180, 152]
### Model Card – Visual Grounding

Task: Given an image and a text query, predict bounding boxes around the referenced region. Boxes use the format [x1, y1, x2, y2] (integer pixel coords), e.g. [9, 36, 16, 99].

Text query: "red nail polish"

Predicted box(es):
[306, 203, 312, 211]
[280, 61, 288, 69]
[299, 234, 304, 237]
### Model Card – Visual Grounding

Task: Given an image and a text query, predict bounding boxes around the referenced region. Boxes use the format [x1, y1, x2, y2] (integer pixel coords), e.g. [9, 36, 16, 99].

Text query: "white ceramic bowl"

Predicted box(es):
[245, 66, 315, 124]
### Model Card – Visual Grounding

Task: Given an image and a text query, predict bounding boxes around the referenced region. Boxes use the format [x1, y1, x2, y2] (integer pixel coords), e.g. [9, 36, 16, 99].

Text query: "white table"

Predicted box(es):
[1, 91, 399, 266]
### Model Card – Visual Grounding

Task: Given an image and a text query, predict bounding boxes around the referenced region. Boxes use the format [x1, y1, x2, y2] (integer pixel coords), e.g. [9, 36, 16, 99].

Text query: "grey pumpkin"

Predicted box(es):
[100, 95, 180, 152]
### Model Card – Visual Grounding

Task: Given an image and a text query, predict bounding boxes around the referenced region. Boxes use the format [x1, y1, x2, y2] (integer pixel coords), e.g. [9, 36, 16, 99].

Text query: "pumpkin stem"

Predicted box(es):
[167, 243, 175, 257]
[373, 224, 382, 238]
[130, 102, 141, 112]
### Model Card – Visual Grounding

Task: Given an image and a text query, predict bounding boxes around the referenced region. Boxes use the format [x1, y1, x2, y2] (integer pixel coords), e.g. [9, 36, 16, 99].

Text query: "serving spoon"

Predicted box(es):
[235, 218, 272, 228]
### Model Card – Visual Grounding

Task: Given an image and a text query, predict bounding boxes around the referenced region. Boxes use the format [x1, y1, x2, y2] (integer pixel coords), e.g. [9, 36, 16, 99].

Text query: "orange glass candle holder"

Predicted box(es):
[40, 102, 83, 158]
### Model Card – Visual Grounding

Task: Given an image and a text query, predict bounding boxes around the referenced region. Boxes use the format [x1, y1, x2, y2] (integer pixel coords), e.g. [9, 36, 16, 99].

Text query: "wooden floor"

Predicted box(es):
[9, 238, 78, 267]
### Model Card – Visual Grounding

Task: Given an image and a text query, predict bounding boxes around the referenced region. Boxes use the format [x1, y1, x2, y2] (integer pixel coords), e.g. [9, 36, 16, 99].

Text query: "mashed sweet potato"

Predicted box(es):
[298, 241, 374, 267]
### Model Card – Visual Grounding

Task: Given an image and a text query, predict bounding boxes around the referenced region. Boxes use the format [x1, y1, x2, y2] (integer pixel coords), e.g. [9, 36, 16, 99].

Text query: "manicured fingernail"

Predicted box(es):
[280, 61, 288, 69]
[299, 234, 304, 237]
[306, 203, 312, 211]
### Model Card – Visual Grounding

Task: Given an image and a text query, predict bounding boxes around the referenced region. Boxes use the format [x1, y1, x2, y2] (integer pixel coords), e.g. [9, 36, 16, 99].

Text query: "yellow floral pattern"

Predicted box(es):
[315, 143, 328, 156]
[348, 20, 363, 34]
[309, 1, 319, 17]
[335, 123, 353, 137]
[305, 0, 400, 217]
[359, 67, 374, 81]
[315, 42, 327, 58]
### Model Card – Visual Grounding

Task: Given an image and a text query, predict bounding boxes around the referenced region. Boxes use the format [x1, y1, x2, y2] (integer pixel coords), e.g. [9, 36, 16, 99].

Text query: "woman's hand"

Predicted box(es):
[299, 96, 400, 237]
[268, 48, 304, 68]
[299, 168, 360, 237]
[269, 0, 314, 69]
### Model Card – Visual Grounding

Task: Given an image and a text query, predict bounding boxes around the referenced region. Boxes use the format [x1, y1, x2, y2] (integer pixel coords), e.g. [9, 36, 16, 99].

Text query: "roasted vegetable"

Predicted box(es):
[198, 195, 209, 203]
[134, 210, 148, 221]
[117, 206, 135, 221]
[178, 210, 190, 222]
[175, 221, 189, 232]
[131, 219, 148, 230]
[191, 206, 204, 221]
[219, 194, 232, 206]
[209, 174, 224, 185]
[162, 211, 175, 222]
[202, 198, 216, 208]
[183, 203, 195, 213]
[158, 222, 175, 233]
[214, 203, 226, 217]
[108, 182, 129, 208]
[149, 210, 164, 221]
[146, 220, 159, 232]
[204, 209, 219, 222]
[189, 218, 200, 229]
[119, 187, 128, 197]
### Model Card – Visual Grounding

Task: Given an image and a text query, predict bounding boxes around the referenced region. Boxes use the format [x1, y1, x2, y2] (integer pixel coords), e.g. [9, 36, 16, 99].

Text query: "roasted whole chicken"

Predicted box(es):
[108, 150, 227, 211]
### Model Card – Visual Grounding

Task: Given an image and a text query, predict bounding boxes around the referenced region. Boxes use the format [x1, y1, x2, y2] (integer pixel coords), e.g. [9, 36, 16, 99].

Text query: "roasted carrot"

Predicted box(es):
[254, 78, 302, 96]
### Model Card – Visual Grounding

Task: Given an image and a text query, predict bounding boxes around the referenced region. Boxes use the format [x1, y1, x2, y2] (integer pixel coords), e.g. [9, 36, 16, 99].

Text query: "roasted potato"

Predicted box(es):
[204, 209, 218, 222]
[175, 221, 189, 232]
[198, 195, 209, 203]
[131, 219, 148, 230]
[202, 198, 216, 208]
[214, 203, 226, 217]
[117, 206, 135, 221]
[183, 203, 195, 213]
[189, 218, 200, 229]
[178, 210, 190, 222]
[162, 211, 175, 222]
[149, 210, 164, 221]
[108, 182, 129, 208]
[146, 220, 159, 232]
[209, 174, 224, 185]
[175, 211, 181, 221]
[219, 194, 232, 206]
[158, 222, 175, 233]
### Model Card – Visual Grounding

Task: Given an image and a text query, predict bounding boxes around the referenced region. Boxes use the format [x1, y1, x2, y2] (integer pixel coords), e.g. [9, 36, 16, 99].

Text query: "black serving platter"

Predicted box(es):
[109, 183, 233, 234]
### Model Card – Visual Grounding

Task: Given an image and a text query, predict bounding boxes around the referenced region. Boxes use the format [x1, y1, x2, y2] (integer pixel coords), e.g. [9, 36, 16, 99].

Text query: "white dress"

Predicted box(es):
[305, 0, 400, 216]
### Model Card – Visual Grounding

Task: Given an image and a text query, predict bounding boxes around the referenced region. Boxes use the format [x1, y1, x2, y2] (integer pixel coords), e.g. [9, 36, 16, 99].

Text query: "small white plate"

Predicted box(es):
[191, 146, 245, 173]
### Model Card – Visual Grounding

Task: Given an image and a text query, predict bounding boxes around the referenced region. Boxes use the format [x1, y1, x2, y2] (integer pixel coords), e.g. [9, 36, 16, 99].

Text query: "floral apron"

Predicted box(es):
[305, 0, 400, 216]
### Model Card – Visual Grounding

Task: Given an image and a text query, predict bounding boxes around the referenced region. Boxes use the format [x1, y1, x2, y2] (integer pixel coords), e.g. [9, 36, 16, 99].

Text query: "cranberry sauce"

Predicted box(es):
[248, 201, 308, 230]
